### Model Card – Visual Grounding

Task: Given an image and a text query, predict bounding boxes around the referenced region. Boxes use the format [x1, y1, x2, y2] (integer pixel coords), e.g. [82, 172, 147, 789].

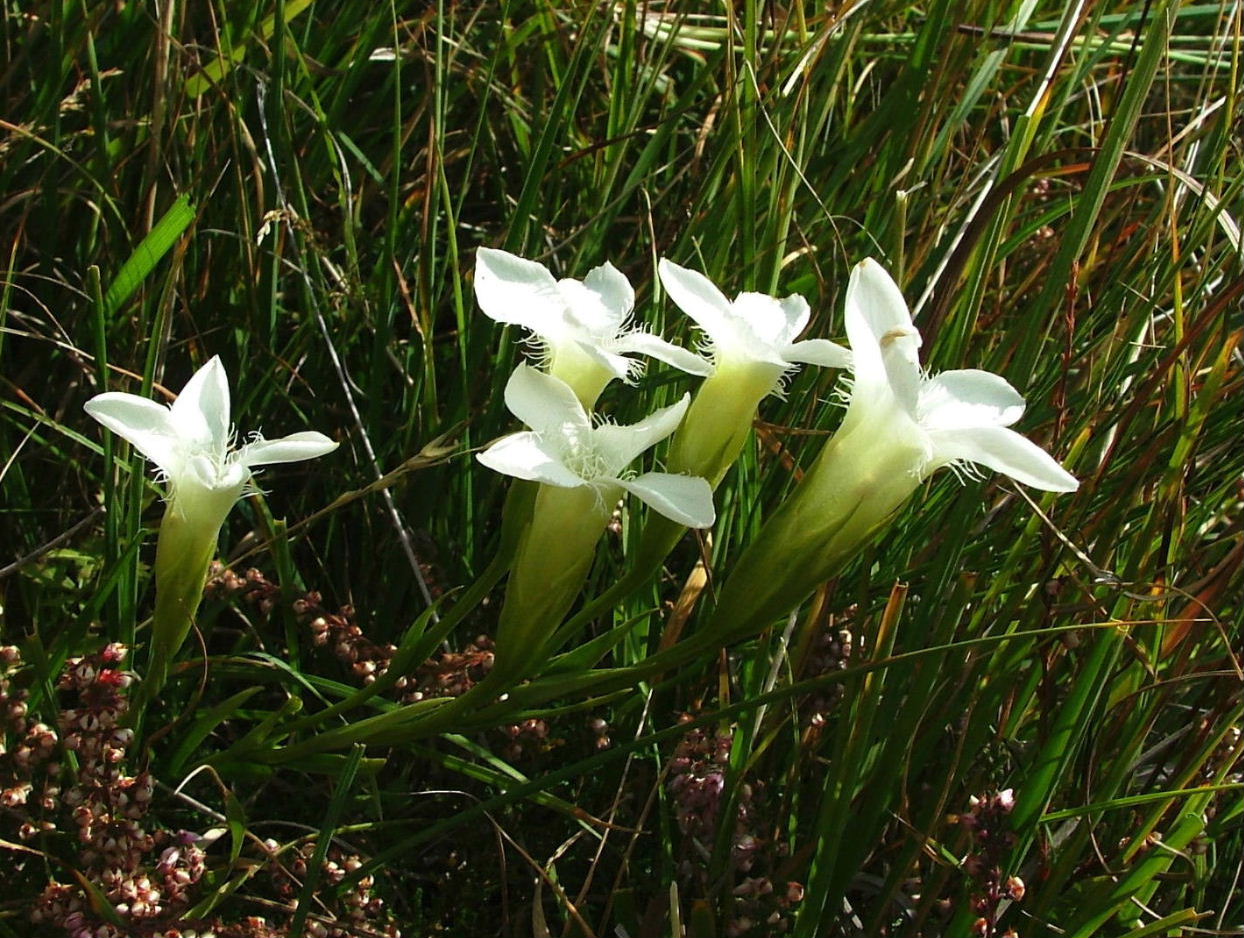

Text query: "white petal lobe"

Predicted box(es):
[919, 370, 1026, 429]
[503, 365, 591, 440]
[84, 393, 181, 473]
[844, 259, 919, 354]
[592, 394, 689, 472]
[581, 262, 634, 327]
[171, 356, 231, 448]
[658, 259, 735, 345]
[619, 472, 716, 528]
[474, 248, 565, 331]
[777, 294, 812, 345]
[477, 433, 585, 488]
[613, 332, 713, 376]
[783, 339, 852, 369]
[238, 431, 338, 468]
[930, 426, 1079, 492]
[732, 293, 792, 348]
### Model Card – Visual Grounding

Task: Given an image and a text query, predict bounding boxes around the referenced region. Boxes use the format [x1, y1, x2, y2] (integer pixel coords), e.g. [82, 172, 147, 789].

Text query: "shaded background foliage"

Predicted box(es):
[2, 1, 1241, 936]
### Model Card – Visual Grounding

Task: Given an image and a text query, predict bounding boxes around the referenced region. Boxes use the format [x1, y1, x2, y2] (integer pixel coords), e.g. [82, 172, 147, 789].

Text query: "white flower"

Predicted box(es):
[657, 258, 851, 393]
[474, 248, 710, 407]
[477, 363, 715, 528]
[706, 259, 1078, 643]
[84, 356, 338, 690]
[839, 258, 1078, 491]
[84, 356, 339, 533]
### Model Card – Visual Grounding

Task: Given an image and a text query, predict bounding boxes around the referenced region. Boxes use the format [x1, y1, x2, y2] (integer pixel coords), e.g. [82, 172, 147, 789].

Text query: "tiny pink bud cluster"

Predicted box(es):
[953, 789, 1023, 937]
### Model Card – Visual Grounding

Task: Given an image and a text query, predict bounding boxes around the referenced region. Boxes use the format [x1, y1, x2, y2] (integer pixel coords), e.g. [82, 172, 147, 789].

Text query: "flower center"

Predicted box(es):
[562, 444, 611, 482]
[174, 437, 249, 494]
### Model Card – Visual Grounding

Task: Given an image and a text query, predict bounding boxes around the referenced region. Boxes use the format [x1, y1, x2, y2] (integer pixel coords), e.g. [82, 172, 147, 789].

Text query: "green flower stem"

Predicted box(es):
[310, 482, 635, 750]
[272, 366, 800, 753]
[545, 362, 782, 657]
[290, 376, 923, 753]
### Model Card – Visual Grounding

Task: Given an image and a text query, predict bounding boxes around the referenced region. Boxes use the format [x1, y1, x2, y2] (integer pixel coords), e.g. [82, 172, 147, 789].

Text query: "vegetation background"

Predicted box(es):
[1, 1, 1241, 935]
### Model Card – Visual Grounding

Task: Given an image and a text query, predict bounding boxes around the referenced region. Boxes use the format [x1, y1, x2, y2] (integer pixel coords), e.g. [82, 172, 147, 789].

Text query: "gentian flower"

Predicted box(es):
[829, 257, 1078, 494]
[478, 364, 714, 678]
[655, 259, 850, 487]
[709, 258, 1078, 640]
[478, 364, 714, 529]
[474, 248, 709, 408]
[85, 356, 337, 688]
[86, 357, 339, 533]
[658, 259, 851, 387]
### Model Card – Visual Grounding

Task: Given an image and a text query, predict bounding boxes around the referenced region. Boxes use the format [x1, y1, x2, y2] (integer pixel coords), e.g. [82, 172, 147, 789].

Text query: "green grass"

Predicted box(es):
[2, 1, 1241, 936]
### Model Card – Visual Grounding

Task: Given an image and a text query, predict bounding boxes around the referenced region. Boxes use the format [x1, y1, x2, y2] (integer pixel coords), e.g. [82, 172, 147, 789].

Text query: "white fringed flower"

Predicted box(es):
[837, 258, 1078, 492]
[85, 356, 338, 690]
[657, 258, 851, 395]
[478, 364, 715, 528]
[709, 258, 1078, 642]
[475, 248, 709, 407]
[85, 356, 339, 533]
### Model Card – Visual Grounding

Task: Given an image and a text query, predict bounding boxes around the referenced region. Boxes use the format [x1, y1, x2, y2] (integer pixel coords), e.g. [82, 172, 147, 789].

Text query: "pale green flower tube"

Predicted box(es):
[148, 471, 242, 670]
[710, 259, 1079, 639]
[495, 485, 613, 677]
[85, 357, 337, 694]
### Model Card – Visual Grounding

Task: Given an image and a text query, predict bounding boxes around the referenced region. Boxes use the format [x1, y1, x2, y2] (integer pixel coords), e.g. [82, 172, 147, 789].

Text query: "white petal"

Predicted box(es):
[503, 364, 591, 439]
[883, 341, 923, 416]
[237, 431, 338, 468]
[919, 370, 1026, 430]
[619, 472, 716, 528]
[552, 336, 634, 386]
[170, 356, 231, 449]
[592, 394, 690, 473]
[84, 392, 181, 473]
[844, 260, 923, 418]
[581, 261, 634, 328]
[613, 331, 713, 376]
[557, 278, 617, 337]
[477, 432, 585, 488]
[474, 248, 566, 334]
[184, 453, 247, 492]
[732, 292, 793, 349]
[778, 294, 812, 344]
[782, 339, 852, 369]
[845, 259, 918, 351]
[930, 425, 1079, 492]
[658, 259, 736, 347]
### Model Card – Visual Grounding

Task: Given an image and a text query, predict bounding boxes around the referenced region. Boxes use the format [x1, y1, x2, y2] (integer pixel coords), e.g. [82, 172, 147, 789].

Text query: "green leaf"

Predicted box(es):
[101, 193, 197, 317]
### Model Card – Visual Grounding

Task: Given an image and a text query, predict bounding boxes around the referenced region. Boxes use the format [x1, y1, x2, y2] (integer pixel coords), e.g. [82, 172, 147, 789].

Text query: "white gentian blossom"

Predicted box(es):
[831, 257, 1079, 493]
[479, 364, 714, 678]
[709, 258, 1078, 641]
[85, 356, 339, 534]
[84, 356, 337, 688]
[478, 363, 714, 529]
[475, 248, 710, 408]
[654, 260, 851, 488]
[657, 258, 851, 393]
